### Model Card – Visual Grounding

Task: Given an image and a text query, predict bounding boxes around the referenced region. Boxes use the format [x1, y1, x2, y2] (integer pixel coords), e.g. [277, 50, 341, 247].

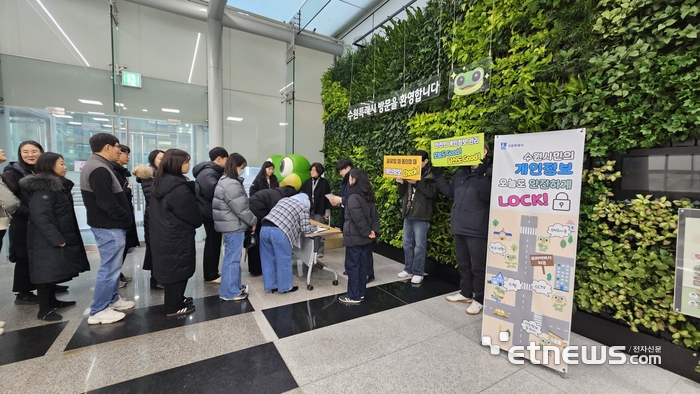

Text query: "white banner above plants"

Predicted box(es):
[346, 76, 440, 121]
[481, 129, 586, 374]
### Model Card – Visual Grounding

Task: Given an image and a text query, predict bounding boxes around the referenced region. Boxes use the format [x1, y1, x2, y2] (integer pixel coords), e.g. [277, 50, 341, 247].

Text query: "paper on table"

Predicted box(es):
[314, 227, 328, 233]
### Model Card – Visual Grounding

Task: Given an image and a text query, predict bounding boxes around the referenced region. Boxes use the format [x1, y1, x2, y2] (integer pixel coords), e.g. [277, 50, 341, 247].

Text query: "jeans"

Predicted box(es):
[220, 232, 244, 299]
[203, 220, 223, 281]
[454, 234, 487, 304]
[345, 244, 371, 300]
[90, 228, 126, 315]
[402, 218, 430, 276]
[259, 226, 293, 292]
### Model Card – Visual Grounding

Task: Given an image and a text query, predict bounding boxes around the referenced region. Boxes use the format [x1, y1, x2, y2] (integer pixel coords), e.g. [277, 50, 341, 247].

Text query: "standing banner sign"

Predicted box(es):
[430, 133, 485, 167]
[383, 155, 422, 181]
[481, 129, 586, 373]
[674, 208, 700, 319]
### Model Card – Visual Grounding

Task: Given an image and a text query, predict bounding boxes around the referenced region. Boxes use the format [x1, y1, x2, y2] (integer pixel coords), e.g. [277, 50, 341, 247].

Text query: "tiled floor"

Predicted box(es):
[0, 243, 697, 393]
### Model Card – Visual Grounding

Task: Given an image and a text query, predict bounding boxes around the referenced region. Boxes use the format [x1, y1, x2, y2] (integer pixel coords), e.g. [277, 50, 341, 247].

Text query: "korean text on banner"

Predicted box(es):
[431, 133, 485, 167]
[481, 129, 586, 374]
[383, 155, 422, 181]
[673, 208, 700, 319]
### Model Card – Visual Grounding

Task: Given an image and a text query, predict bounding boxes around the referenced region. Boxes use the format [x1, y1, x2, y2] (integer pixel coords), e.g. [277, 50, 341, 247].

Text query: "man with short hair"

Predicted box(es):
[80, 133, 135, 325]
[193, 147, 229, 283]
[332, 158, 375, 282]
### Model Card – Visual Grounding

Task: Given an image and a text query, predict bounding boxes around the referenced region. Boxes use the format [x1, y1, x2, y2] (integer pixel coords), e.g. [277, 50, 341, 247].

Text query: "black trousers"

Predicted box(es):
[246, 227, 262, 276]
[344, 244, 371, 300]
[164, 280, 188, 315]
[13, 258, 35, 293]
[36, 283, 57, 315]
[454, 234, 488, 304]
[202, 220, 222, 281]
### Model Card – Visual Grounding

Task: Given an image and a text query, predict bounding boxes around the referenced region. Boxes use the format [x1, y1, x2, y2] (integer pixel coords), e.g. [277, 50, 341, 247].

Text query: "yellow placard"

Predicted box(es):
[383, 155, 422, 180]
[431, 133, 484, 167]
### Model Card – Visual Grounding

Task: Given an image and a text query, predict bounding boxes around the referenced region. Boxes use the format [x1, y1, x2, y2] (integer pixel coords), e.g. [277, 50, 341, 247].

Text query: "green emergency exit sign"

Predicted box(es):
[122, 71, 141, 88]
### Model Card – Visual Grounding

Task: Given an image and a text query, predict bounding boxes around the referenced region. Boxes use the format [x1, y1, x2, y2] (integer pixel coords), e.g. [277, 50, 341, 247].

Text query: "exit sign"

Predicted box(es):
[122, 71, 141, 88]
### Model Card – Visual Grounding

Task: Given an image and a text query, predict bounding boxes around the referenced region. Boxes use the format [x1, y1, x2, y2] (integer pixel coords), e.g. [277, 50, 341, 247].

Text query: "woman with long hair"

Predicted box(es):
[213, 153, 257, 301]
[20, 153, 89, 320]
[249, 161, 279, 196]
[2, 140, 45, 304]
[300, 162, 331, 257]
[133, 149, 164, 289]
[338, 168, 379, 305]
[149, 149, 202, 316]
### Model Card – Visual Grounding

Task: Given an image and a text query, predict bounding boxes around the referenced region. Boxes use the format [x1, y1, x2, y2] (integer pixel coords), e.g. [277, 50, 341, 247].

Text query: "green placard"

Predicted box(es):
[121, 71, 141, 88]
[431, 133, 485, 167]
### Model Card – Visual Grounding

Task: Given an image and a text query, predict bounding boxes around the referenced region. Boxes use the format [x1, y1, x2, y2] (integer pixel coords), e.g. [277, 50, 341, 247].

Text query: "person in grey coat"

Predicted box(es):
[213, 153, 257, 301]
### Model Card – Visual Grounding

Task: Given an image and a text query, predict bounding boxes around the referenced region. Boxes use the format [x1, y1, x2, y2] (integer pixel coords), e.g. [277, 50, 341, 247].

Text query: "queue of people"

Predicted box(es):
[0, 132, 493, 329]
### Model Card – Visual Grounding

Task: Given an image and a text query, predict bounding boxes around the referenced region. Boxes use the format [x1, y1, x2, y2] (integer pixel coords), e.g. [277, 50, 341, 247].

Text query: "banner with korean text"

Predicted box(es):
[383, 155, 422, 181]
[431, 133, 484, 167]
[347, 76, 440, 121]
[481, 129, 586, 373]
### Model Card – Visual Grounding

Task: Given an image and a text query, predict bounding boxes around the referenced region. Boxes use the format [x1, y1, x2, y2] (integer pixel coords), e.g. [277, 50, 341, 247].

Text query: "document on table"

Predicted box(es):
[314, 227, 328, 233]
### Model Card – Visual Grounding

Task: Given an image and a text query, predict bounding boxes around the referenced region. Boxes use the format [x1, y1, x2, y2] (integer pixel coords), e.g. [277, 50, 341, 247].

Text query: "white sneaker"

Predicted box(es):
[397, 271, 413, 279]
[466, 301, 483, 315]
[205, 277, 222, 284]
[411, 275, 423, 284]
[88, 308, 126, 325]
[0, 321, 5, 328]
[446, 293, 473, 303]
[109, 296, 135, 311]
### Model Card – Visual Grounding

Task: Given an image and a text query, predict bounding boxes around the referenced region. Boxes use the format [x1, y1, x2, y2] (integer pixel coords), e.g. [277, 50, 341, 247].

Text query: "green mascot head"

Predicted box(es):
[453, 67, 484, 96]
[265, 154, 311, 191]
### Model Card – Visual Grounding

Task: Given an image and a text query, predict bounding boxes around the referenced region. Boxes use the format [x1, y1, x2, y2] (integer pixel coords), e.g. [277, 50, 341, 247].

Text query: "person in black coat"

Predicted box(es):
[339, 168, 379, 305]
[133, 149, 164, 289]
[3, 140, 44, 304]
[193, 146, 228, 283]
[249, 161, 279, 196]
[247, 186, 297, 275]
[435, 144, 492, 315]
[149, 149, 203, 316]
[300, 162, 331, 256]
[112, 145, 139, 285]
[20, 153, 89, 321]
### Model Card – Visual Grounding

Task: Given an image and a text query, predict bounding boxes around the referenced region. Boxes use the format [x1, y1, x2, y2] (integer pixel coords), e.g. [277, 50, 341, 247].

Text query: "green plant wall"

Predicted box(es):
[321, 0, 700, 350]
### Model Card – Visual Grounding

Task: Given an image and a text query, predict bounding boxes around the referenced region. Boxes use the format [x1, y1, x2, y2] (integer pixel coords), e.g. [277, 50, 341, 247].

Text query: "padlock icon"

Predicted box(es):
[552, 192, 571, 211]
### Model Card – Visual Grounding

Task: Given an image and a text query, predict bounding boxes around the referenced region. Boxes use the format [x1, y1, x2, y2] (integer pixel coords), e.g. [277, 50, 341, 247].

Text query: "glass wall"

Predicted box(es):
[0, 105, 208, 245]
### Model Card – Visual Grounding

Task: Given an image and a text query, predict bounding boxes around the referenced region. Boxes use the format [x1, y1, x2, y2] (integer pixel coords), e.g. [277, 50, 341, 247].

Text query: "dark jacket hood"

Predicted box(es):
[193, 161, 223, 178]
[19, 173, 73, 193]
[112, 162, 131, 177]
[4, 161, 30, 177]
[153, 173, 192, 199]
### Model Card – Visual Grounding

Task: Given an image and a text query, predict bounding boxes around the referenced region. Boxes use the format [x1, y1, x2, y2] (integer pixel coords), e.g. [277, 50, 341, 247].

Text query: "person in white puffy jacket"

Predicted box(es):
[212, 153, 257, 301]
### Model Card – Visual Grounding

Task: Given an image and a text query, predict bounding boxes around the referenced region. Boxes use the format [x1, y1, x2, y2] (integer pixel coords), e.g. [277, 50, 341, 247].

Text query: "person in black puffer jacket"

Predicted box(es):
[112, 145, 140, 285]
[193, 147, 228, 283]
[133, 149, 163, 289]
[249, 161, 279, 196]
[149, 149, 203, 316]
[20, 153, 89, 321]
[3, 140, 44, 305]
[339, 168, 379, 305]
[435, 143, 492, 315]
[247, 186, 297, 275]
[396, 150, 438, 285]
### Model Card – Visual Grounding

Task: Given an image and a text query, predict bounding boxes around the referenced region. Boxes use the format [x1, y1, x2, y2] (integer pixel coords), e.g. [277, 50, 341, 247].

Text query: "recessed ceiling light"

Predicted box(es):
[102, 124, 112, 128]
[279, 122, 288, 126]
[88, 111, 104, 115]
[79, 99, 103, 105]
[53, 114, 73, 119]
[227, 117, 243, 121]
[68, 122, 81, 125]
[93, 118, 110, 122]
[162, 108, 180, 113]
[142, 109, 148, 112]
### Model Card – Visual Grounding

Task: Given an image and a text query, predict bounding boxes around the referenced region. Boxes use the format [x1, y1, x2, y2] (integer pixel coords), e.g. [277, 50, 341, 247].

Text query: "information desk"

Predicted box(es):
[293, 220, 341, 290]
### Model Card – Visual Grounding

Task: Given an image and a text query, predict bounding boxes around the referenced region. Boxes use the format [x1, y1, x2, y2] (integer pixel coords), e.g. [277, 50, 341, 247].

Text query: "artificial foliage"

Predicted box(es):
[321, 0, 700, 350]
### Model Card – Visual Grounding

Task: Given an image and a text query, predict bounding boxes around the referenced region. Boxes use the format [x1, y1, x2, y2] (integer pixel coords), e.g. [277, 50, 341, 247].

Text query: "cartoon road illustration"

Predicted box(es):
[485, 215, 574, 347]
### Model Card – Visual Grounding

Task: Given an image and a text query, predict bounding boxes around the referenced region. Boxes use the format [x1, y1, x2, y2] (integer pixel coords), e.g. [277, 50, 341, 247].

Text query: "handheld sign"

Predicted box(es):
[383, 155, 422, 181]
[431, 133, 485, 167]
